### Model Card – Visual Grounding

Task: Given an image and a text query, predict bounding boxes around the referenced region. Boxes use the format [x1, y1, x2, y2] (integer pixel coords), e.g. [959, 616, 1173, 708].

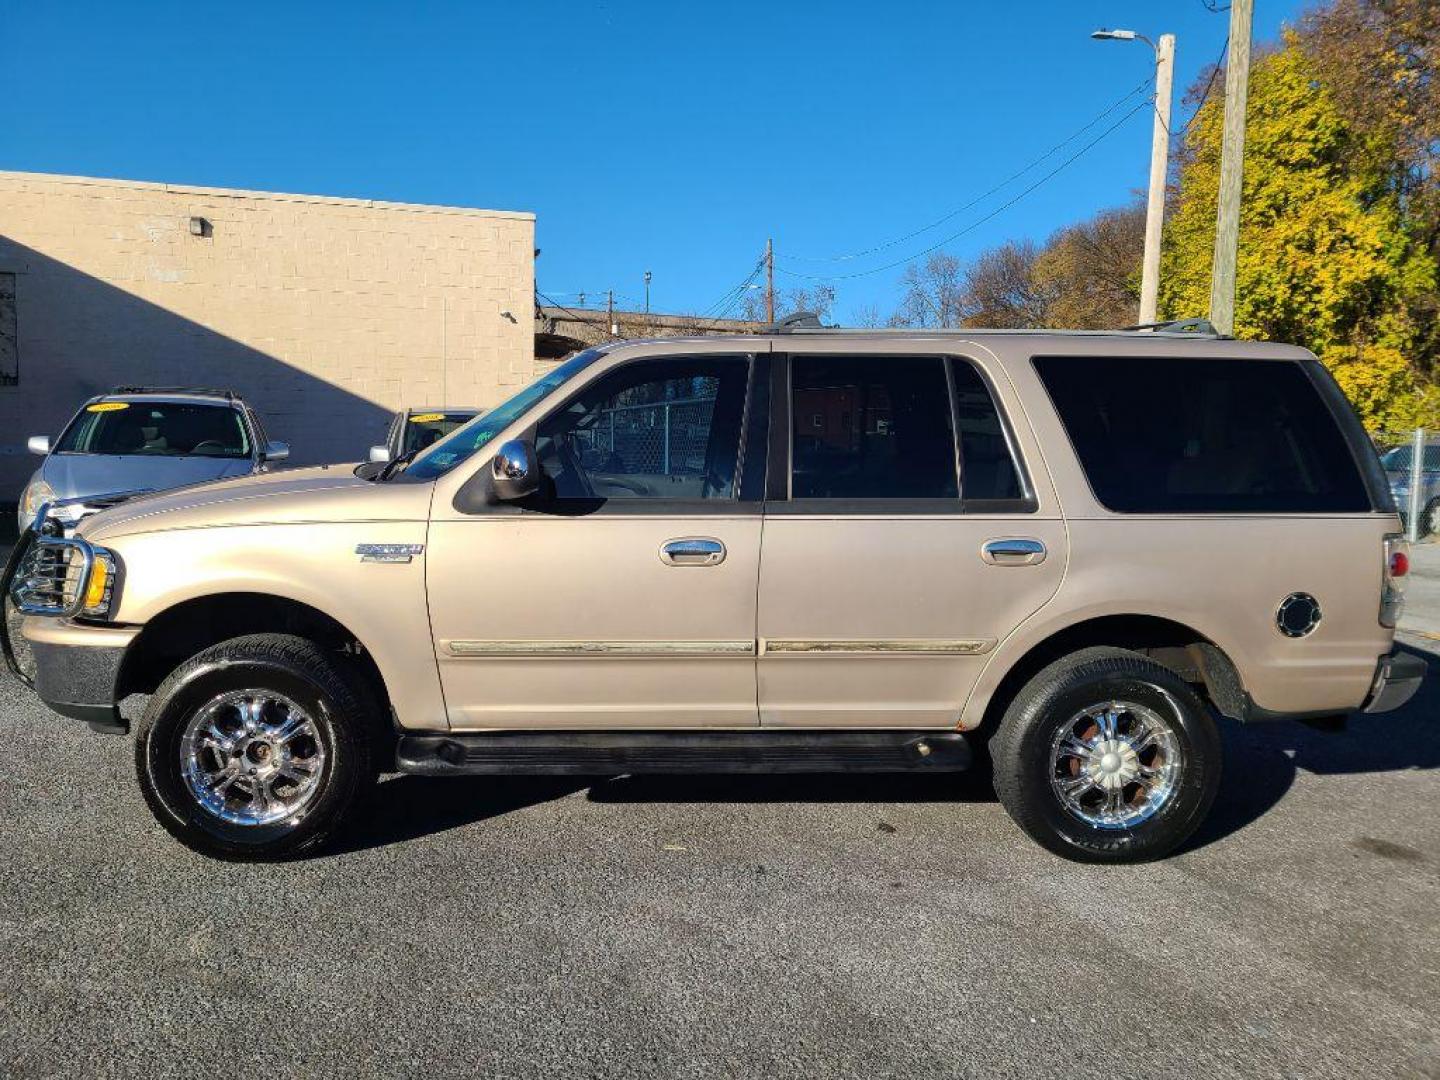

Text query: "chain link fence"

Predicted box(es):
[1374, 428, 1437, 541]
[572, 395, 717, 478]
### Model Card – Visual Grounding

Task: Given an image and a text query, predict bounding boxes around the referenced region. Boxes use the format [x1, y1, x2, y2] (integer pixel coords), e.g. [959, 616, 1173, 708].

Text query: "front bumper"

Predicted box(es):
[1362, 649, 1427, 714]
[21, 617, 138, 733]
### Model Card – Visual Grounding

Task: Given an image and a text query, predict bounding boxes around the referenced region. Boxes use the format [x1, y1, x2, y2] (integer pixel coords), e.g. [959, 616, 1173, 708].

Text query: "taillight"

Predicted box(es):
[1381, 533, 1408, 628]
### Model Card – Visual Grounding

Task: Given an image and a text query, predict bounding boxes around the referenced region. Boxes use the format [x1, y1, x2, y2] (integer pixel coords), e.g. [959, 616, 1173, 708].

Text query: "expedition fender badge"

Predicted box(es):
[356, 543, 424, 564]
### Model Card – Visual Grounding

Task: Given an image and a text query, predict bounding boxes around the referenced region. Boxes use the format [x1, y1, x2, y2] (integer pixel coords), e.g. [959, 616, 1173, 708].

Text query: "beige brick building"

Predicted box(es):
[0, 170, 537, 496]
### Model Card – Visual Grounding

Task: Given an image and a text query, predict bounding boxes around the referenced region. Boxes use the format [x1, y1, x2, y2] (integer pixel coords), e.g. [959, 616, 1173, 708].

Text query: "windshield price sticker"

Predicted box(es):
[87, 402, 130, 413]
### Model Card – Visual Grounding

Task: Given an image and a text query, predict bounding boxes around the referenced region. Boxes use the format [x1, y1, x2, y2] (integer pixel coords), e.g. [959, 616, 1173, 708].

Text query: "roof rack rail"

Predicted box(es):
[109, 385, 238, 400]
[766, 311, 827, 332]
[1120, 317, 1223, 336]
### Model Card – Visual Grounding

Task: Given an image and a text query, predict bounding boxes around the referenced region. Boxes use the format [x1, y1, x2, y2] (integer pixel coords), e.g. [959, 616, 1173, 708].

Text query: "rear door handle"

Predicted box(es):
[660, 537, 726, 567]
[982, 538, 1047, 566]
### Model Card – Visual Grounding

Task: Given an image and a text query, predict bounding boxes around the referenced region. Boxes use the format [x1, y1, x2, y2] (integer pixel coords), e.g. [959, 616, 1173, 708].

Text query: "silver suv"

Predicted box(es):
[18, 386, 288, 534]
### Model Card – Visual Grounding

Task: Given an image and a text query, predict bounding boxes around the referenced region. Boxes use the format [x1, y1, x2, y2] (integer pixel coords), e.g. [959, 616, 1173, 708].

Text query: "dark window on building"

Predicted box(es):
[950, 359, 1023, 501]
[536, 356, 748, 500]
[0, 272, 16, 386]
[791, 355, 958, 500]
[1034, 355, 1371, 513]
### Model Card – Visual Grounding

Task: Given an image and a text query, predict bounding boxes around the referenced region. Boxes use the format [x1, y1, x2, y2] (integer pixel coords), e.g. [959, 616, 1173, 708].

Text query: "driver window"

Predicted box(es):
[535, 356, 749, 500]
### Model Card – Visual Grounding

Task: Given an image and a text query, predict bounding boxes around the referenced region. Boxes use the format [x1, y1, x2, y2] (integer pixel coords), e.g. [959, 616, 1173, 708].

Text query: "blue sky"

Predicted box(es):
[1, 0, 1307, 322]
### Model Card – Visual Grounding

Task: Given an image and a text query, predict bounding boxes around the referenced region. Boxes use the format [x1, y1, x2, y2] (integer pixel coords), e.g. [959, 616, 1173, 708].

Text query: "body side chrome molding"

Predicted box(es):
[446, 639, 757, 658]
[444, 638, 996, 659]
[759, 638, 994, 656]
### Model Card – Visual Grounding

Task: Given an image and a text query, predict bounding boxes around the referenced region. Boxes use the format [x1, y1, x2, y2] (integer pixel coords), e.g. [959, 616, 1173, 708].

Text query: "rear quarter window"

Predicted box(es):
[1034, 355, 1372, 514]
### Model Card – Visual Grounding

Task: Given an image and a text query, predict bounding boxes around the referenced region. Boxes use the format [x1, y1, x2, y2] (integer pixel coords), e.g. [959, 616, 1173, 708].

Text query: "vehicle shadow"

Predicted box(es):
[331, 774, 592, 856]
[1182, 640, 1440, 853]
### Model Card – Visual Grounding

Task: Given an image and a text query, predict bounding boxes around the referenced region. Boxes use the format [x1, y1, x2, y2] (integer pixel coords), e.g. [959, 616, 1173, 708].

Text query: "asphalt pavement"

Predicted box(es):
[1, 619, 1438, 1078]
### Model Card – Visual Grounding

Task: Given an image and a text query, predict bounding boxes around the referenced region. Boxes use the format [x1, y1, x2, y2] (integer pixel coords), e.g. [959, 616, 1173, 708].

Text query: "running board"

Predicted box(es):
[395, 730, 971, 776]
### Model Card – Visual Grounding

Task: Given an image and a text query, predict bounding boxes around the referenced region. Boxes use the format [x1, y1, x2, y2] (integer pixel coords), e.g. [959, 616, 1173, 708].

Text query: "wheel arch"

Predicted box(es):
[965, 613, 1246, 738]
[117, 592, 392, 720]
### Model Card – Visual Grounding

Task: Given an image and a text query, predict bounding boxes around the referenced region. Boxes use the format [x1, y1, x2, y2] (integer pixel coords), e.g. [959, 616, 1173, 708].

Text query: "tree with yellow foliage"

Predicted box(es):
[1159, 34, 1438, 431]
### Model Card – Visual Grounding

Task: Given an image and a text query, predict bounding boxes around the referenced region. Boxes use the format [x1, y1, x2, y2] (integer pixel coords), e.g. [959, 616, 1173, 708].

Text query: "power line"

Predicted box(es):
[535, 290, 610, 329]
[780, 76, 1154, 265]
[1177, 37, 1229, 138]
[700, 255, 767, 319]
[777, 95, 1154, 282]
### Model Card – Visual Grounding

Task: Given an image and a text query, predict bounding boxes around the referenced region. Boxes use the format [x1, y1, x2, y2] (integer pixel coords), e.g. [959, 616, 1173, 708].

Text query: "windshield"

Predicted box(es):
[403, 350, 602, 480]
[402, 412, 480, 455]
[55, 401, 251, 459]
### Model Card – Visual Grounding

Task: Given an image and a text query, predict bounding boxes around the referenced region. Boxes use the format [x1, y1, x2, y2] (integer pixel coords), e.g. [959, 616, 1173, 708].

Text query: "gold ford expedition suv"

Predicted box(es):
[3, 323, 1423, 862]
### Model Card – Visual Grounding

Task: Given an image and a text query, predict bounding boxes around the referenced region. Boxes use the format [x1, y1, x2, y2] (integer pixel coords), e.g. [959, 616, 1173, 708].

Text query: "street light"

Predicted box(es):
[1093, 26, 1175, 326]
[644, 269, 652, 314]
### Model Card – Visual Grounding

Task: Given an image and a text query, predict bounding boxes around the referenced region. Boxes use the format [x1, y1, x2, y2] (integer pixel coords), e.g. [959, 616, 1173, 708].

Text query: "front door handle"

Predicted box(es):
[982, 538, 1047, 566]
[660, 537, 726, 567]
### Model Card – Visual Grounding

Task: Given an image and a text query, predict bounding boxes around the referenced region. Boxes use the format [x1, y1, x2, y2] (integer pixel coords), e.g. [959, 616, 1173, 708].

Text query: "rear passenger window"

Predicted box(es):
[950, 359, 1024, 501]
[1035, 356, 1371, 513]
[791, 355, 957, 500]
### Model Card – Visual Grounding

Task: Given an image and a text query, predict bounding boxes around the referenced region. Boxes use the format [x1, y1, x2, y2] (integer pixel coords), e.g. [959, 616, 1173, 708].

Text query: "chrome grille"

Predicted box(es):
[10, 537, 93, 617]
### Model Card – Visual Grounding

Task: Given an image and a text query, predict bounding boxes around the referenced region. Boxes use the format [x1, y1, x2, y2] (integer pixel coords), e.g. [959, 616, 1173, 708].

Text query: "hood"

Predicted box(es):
[40, 452, 255, 503]
[78, 464, 435, 541]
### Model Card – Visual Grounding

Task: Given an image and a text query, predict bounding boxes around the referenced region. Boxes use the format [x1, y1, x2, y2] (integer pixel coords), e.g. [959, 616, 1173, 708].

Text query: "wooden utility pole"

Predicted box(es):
[765, 238, 775, 324]
[607, 289, 616, 337]
[1138, 33, 1175, 325]
[1208, 0, 1253, 336]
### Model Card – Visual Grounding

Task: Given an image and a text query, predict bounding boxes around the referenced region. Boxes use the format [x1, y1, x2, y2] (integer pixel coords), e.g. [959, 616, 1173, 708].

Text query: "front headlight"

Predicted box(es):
[19, 478, 56, 523]
[82, 547, 118, 616]
[59, 544, 118, 617]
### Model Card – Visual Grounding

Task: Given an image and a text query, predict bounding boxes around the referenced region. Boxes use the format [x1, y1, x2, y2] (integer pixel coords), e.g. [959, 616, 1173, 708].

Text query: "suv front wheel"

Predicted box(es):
[135, 634, 379, 860]
[991, 647, 1221, 863]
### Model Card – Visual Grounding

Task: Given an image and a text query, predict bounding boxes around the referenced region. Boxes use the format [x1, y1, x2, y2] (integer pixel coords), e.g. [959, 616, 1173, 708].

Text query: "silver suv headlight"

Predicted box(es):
[19, 479, 56, 522]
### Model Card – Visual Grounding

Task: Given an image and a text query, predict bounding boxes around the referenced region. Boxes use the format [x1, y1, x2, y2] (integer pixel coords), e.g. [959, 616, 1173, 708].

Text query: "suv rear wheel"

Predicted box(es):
[135, 634, 379, 860]
[991, 647, 1221, 863]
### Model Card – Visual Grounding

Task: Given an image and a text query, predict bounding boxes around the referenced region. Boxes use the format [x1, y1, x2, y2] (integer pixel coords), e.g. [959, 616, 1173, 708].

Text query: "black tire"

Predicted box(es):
[135, 633, 380, 860]
[991, 647, 1221, 864]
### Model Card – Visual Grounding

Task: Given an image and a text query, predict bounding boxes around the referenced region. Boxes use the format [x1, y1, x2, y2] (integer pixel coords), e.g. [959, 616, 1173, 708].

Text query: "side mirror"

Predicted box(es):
[490, 439, 540, 502]
[368, 444, 391, 463]
[263, 440, 290, 462]
[27, 435, 51, 456]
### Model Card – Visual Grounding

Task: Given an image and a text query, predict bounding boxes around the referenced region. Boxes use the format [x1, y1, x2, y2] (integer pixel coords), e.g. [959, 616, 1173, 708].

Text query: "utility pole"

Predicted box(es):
[607, 289, 616, 337]
[765, 238, 775, 324]
[644, 270, 652, 315]
[1209, 0, 1253, 336]
[1090, 27, 1175, 325]
[1139, 34, 1175, 325]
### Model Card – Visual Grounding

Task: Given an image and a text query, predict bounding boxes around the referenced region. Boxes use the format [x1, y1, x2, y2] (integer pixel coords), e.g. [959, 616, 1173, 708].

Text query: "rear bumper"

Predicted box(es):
[21, 617, 138, 733]
[1362, 649, 1427, 715]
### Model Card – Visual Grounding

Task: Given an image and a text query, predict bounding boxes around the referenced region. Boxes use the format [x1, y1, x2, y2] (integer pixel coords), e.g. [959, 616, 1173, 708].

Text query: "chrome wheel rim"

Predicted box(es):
[1048, 699, 1180, 830]
[180, 690, 327, 827]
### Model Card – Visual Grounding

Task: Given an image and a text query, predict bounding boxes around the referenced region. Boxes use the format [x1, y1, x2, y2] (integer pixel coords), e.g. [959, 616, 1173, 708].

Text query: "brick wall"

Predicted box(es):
[0, 171, 536, 496]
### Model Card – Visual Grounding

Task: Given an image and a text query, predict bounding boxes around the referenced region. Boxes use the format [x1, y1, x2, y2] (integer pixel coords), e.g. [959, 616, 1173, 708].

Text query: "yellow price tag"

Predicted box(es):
[409, 412, 446, 423]
[87, 401, 130, 413]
